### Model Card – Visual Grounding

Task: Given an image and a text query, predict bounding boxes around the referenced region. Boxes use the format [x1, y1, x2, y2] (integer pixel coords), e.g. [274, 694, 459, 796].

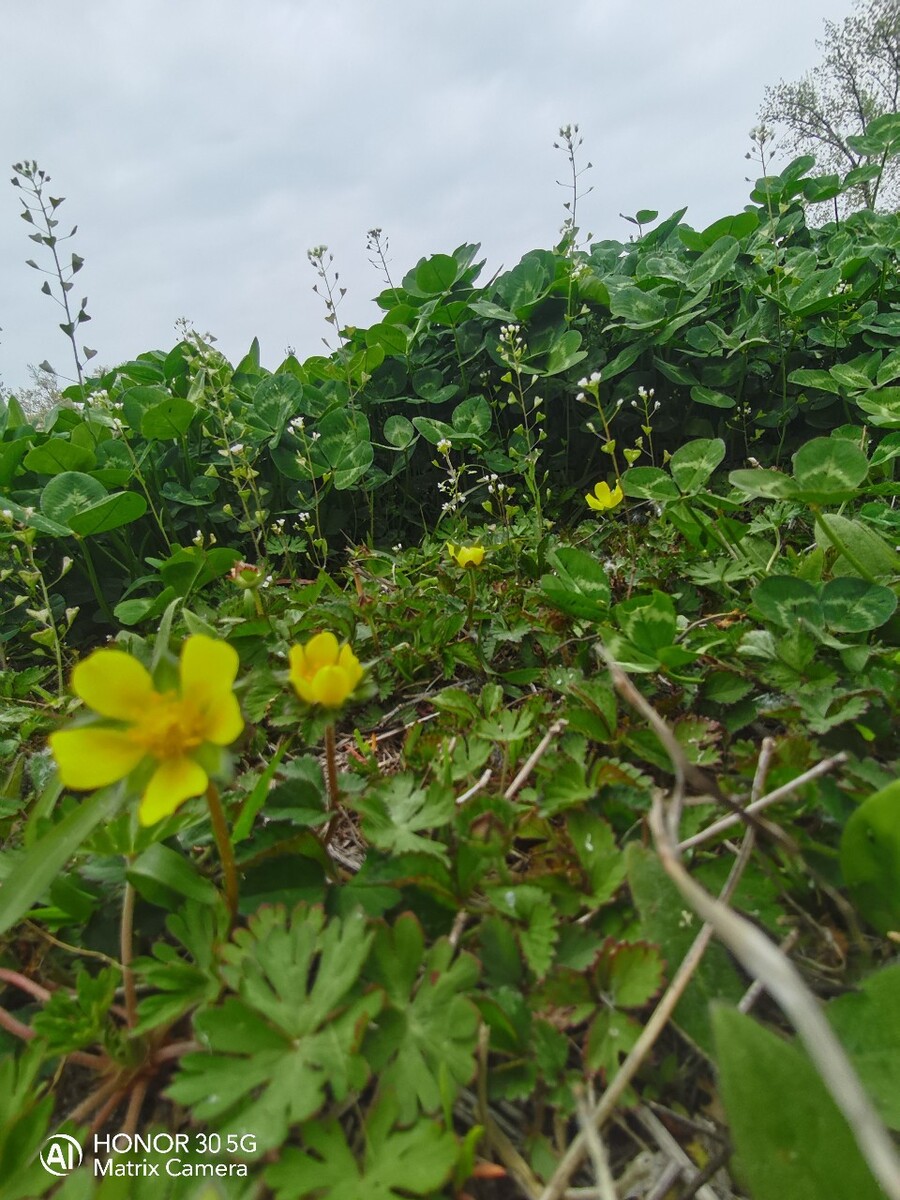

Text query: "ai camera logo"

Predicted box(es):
[40, 1134, 83, 1177]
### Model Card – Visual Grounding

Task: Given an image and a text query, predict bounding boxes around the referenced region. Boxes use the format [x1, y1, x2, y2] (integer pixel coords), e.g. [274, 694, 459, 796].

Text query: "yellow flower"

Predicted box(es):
[585, 481, 624, 512]
[447, 542, 485, 569]
[49, 636, 243, 826]
[289, 631, 364, 709]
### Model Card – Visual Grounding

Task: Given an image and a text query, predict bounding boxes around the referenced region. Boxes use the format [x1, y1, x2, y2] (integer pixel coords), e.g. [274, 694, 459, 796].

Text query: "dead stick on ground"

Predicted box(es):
[678, 751, 847, 851]
[504, 719, 568, 800]
[574, 1088, 617, 1200]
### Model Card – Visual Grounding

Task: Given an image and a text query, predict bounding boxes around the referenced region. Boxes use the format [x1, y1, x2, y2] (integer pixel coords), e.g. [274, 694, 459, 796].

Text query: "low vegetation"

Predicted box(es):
[1, 117, 899, 1199]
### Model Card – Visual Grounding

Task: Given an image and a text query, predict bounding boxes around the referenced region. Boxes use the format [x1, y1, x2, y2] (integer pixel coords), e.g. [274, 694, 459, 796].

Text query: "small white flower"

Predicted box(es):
[310, 431, 321, 442]
[298, 510, 311, 523]
[590, 370, 602, 383]
[437, 438, 452, 455]
[229, 441, 244, 454]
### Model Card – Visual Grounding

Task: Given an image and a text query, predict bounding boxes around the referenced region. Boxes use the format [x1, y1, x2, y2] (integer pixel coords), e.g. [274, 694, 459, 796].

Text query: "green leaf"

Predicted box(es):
[857, 387, 900, 428]
[414, 253, 459, 296]
[690, 384, 735, 409]
[686, 235, 739, 290]
[540, 546, 611, 620]
[411, 415, 457, 445]
[535, 755, 595, 817]
[383, 414, 415, 450]
[317, 407, 374, 489]
[140, 396, 196, 439]
[39, 470, 107, 524]
[815, 513, 900, 578]
[451, 394, 491, 437]
[120, 384, 173, 432]
[0, 784, 125, 936]
[365, 916, 480, 1122]
[567, 811, 626, 905]
[608, 285, 667, 328]
[592, 939, 664, 1008]
[493, 249, 556, 316]
[826, 964, 900, 1130]
[830, 363, 874, 391]
[626, 844, 743, 1052]
[352, 775, 453, 863]
[752, 576, 823, 631]
[169, 903, 381, 1152]
[67, 490, 147, 536]
[23, 437, 95, 475]
[840, 779, 900, 935]
[789, 368, 841, 394]
[668, 438, 725, 493]
[820, 577, 896, 632]
[127, 842, 219, 907]
[712, 1006, 883, 1200]
[787, 266, 842, 316]
[543, 328, 587, 376]
[613, 590, 678, 656]
[585, 1008, 642, 1078]
[488, 885, 558, 979]
[791, 437, 869, 499]
[622, 466, 681, 502]
[267, 1102, 458, 1200]
[366, 321, 410, 356]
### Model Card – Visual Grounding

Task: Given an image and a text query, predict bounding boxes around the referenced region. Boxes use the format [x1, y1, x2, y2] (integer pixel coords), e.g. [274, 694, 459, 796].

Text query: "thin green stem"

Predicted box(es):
[205, 782, 239, 924]
[22, 539, 64, 697]
[77, 538, 116, 624]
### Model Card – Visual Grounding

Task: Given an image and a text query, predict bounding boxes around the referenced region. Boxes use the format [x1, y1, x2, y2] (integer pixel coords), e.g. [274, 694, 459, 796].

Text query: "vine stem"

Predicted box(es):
[205, 783, 239, 924]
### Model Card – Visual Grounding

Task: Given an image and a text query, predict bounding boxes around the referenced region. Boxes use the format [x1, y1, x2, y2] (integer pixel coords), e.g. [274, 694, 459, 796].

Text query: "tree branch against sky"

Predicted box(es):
[760, 0, 900, 213]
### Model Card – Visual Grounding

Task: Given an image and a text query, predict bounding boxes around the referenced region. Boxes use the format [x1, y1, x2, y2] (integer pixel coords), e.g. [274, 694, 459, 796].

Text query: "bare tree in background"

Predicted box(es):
[759, 0, 900, 214]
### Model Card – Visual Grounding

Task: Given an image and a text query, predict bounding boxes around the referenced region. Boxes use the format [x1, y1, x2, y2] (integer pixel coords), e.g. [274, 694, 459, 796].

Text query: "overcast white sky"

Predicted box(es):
[1, 0, 854, 392]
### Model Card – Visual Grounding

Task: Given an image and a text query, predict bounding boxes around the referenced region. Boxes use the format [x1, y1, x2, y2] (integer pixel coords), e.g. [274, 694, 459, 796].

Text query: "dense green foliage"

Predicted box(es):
[1, 121, 899, 1199]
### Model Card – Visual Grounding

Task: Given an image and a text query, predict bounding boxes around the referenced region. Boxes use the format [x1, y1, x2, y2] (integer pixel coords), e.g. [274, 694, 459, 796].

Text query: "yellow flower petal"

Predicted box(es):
[303, 631, 341, 672]
[289, 635, 363, 708]
[50, 727, 146, 790]
[290, 671, 318, 706]
[586, 481, 624, 511]
[310, 665, 355, 708]
[448, 543, 485, 568]
[178, 635, 244, 745]
[71, 650, 156, 721]
[138, 756, 208, 826]
[338, 643, 364, 688]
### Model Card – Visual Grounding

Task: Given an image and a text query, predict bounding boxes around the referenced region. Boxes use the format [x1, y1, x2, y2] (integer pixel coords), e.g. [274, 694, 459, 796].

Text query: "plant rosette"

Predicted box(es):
[49, 634, 244, 825]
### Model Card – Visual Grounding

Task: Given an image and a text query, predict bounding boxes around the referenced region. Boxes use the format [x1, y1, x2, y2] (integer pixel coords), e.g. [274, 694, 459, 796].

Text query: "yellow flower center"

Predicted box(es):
[127, 691, 207, 761]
